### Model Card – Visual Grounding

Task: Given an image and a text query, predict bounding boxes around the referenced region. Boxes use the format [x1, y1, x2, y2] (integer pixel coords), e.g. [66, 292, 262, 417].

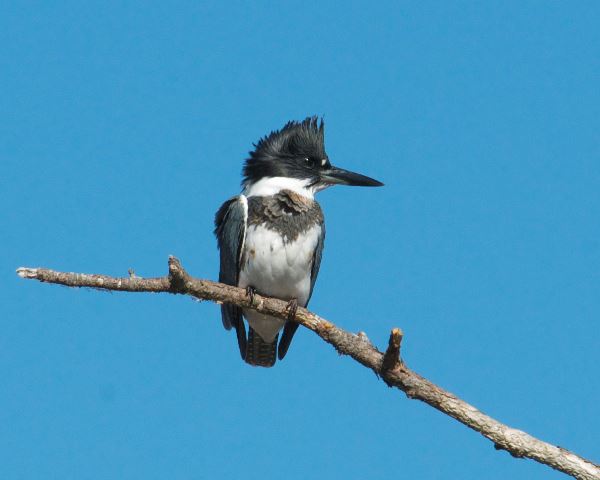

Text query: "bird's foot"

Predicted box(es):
[285, 298, 298, 322]
[246, 286, 257, 306]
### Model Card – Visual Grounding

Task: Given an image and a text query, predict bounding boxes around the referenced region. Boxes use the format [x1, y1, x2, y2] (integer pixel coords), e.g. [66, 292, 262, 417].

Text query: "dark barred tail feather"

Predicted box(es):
[245, 327, 278, 367]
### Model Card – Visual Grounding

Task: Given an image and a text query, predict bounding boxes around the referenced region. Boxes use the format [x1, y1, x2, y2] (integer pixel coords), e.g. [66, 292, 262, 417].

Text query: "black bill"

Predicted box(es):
[321, 167, 384, 187]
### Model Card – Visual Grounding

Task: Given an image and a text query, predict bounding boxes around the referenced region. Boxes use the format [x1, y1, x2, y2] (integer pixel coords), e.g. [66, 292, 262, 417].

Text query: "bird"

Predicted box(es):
[214, 117, 383, 367]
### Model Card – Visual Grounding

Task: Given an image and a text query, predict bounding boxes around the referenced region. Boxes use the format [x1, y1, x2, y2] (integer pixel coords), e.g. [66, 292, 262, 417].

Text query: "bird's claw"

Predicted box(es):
[246, 286, 257, 306]
[285, 298, 298, 322]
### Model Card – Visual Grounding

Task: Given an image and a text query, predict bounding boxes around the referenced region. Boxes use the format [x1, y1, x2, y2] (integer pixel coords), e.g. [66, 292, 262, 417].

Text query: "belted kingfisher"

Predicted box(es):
[215, 117, 383, 367]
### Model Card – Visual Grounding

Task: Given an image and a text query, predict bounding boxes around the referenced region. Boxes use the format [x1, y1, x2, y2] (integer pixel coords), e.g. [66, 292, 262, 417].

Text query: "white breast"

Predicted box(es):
[238, 223, 321, 342]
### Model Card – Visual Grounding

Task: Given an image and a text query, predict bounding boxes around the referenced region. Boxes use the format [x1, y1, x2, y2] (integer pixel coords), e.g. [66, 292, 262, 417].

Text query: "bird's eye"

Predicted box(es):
[304, 157, 311, 164]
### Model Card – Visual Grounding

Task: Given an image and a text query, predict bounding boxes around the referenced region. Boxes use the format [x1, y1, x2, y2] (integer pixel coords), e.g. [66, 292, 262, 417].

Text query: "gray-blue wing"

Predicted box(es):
[278, 223, 325, 360]
[214, 196, 248, 358]
[307, 223, 326, 305]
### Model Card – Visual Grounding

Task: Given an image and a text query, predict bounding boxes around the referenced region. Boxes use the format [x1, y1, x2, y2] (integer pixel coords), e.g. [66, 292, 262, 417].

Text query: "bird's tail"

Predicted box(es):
[245, 327, 278, 367]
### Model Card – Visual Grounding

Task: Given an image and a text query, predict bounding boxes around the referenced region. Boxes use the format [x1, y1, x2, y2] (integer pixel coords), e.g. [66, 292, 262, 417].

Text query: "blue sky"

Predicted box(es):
[2, 2, 599, 478]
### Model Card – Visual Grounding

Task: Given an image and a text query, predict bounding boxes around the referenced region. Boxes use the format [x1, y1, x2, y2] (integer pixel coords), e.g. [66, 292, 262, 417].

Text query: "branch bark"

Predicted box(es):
[16, 257, 600, 480]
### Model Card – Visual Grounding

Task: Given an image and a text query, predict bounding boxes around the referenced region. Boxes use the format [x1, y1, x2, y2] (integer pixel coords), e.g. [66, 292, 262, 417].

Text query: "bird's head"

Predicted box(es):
[242, 117, 383, 198]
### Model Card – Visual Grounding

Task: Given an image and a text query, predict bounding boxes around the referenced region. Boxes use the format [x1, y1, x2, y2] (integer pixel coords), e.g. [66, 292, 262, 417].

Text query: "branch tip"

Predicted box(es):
[16, 267, 38, 279]
[391, 328, 403, 348]
[168, 256, 188, 292]
[381, 327, 403, 375]
[168, 255, 182, 272]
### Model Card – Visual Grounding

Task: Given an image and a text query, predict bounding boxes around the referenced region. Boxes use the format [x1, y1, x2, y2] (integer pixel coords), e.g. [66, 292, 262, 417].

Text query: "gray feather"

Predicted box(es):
[308, 222, 325, 304]
[214, 196, 248, 358]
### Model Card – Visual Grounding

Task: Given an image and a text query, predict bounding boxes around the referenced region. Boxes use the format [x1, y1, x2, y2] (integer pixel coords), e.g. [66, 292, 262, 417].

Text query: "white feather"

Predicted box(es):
[244, 177, 315, 199]
[238, 223, 321, 342]
[237, 195, 248, 264]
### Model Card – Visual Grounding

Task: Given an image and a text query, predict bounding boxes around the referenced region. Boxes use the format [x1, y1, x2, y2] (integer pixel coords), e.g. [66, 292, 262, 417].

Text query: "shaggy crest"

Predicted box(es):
[242, 117, 326, 186]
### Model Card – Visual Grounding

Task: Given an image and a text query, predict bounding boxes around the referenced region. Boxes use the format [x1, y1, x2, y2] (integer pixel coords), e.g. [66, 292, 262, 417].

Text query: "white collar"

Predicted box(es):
[243, 177, 317, 199]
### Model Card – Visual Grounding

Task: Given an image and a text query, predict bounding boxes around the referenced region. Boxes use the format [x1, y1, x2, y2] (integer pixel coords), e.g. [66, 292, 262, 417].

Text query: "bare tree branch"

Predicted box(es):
[16, 257, 600, 480]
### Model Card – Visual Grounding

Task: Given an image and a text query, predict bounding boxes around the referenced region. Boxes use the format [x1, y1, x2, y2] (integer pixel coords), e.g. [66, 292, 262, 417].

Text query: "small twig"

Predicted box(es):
[168, 255, 190, 292]
[381, 327, 403, 383]
[15, 258, 600, 480]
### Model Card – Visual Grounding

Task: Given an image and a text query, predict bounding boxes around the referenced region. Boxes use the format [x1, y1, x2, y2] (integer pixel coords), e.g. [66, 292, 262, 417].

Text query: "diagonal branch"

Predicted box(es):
[16, 257, 600, 480]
